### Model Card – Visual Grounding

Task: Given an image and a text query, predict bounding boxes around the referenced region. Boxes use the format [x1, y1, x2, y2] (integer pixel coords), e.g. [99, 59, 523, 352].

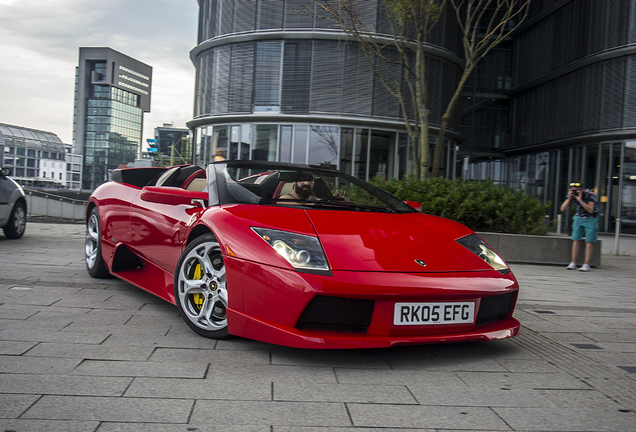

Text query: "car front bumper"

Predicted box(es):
[224, 257, 520, 349]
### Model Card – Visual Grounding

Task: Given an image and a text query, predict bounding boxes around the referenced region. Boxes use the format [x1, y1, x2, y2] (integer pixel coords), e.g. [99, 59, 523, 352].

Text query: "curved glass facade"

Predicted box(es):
[194, 122, 415, 180]
[463, 0, 636, 234]
[190, 0, 463, 178]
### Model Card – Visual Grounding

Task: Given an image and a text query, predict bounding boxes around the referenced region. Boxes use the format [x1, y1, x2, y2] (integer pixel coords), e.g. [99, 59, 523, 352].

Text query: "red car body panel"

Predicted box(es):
[87, 164, 520, 349]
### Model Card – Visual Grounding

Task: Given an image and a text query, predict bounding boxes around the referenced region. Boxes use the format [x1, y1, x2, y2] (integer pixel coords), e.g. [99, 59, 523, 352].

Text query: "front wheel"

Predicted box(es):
[3, 201, 26, 239]
[174, 234, 231, 339]
[85, 207, 110, 278]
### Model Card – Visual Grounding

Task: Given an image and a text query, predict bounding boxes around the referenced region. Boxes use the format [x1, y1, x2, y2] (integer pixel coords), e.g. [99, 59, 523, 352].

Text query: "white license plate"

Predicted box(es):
[393, 302, 475, 326]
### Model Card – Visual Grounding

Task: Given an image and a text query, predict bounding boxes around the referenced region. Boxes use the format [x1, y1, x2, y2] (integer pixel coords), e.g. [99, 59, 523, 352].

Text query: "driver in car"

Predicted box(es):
[280, 173, 315, 200]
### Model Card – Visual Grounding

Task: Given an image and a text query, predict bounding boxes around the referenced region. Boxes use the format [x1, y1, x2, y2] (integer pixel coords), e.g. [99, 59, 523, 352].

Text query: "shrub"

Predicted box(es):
[371, 176, 551, 235]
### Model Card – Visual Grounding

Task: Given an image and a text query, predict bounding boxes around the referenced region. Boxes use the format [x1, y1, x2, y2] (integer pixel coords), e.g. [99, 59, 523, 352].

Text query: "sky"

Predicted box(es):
[0, 0, 199, 147]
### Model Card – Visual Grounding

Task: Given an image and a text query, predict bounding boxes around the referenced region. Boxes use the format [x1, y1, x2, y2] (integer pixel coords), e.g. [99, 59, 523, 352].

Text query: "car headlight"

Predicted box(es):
[456, 234, 510, 274]
[252, 227, 330, 272]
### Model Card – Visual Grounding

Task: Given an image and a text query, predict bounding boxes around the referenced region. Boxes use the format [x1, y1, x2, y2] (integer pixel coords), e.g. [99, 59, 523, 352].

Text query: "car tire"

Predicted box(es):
[174, 234, 231, 339]
[3, 201, 26, 239]
[85, 207, 110, 278]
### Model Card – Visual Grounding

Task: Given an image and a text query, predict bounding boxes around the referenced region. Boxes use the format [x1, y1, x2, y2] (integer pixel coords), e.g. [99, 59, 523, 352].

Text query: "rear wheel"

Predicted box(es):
[85, 207, 110, 278]
[174, 234, 230, 339]
[3, 201, 26, 239]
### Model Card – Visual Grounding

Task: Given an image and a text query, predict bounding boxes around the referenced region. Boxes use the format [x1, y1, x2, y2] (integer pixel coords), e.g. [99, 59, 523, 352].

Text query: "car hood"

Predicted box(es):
[219, 206, 494, 273]
[306, 211, 493, 272]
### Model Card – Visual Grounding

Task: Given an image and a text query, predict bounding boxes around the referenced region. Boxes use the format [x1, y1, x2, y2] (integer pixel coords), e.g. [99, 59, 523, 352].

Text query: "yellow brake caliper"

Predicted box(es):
[192, 263, 204, 311]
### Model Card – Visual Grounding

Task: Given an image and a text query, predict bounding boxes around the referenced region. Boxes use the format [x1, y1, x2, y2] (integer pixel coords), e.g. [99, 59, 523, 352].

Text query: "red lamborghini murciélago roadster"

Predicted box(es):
[85, 161, 520, 349]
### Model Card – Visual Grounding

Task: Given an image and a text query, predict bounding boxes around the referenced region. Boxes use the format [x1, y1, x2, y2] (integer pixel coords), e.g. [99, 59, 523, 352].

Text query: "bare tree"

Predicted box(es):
[431, 0, 531, 177]
[314, 0, 531, 178]
[315, 0, 445, 179]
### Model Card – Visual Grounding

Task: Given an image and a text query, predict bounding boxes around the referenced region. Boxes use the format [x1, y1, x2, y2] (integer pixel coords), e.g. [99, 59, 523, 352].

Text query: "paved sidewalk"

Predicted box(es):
[0, 223, 635, 431]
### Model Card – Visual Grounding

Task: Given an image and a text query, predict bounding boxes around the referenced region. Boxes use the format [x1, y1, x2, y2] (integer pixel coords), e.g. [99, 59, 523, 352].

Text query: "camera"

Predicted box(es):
[570, 188, 579, 196]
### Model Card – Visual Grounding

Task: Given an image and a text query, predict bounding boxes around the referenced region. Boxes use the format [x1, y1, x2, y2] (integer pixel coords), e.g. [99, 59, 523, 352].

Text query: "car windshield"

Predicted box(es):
[212, 161, 415, 214]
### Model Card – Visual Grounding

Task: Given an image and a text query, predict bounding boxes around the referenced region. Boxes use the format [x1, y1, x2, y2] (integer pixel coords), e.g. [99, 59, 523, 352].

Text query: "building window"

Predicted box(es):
[309, 126, 339, 168]
[253, 42, 282, 112]
[293, 125, 308, 164]
[279, 125, 292, 163]
[252, 125, 278, 161]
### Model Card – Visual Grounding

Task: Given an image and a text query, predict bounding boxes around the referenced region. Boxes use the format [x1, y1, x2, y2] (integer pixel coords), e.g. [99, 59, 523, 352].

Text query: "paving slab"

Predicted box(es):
[0, 374, 132, 396]
[25, 341, 155, 361]
[97, 424, 269, 432]
[148, 346, 271, 364]
[204, 364, 339, 384]
[0, 419, 100, 432]
[124, 376, 272, 400]
[21, 395, 193, 423]
[71, 359, 208, 378]
[0, 355, 82, 374]
[0, 393, 39, 417]
[493, 406, 636, 431]
[273, 382, 417, 404]
[348, 403, 510, 429]
[0, 340, 38, 355]
[190, 400, 351, 427]
[408, 386, 553, 408]
[334, 368, 466, 387]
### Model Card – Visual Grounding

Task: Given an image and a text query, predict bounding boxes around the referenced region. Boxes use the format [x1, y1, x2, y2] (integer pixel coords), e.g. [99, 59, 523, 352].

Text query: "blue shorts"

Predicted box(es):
[571, 216, 598, 242]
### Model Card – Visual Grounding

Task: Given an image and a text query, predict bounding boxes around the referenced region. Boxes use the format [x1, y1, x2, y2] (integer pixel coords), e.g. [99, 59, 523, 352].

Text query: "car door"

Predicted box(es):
[130, 184, 207, 273]
[0, 175, 12, 224]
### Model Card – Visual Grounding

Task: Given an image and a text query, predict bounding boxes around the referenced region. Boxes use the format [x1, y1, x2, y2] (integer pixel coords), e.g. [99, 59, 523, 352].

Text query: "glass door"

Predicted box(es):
[620, 143, 636, 235]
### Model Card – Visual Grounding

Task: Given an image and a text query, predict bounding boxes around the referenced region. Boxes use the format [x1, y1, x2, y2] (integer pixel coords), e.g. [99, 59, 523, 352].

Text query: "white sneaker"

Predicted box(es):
[566, 262, 577, 270]
[579, 264, 591, 272]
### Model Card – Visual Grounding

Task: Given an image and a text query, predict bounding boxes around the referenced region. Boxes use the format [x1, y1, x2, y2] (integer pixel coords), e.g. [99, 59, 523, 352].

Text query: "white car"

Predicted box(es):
[0, 167, 27, 239]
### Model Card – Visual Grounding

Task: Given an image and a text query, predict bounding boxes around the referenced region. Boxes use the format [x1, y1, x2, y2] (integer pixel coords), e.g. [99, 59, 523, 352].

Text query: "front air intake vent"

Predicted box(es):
[295, 296, 375, 333]
[476, 291, 516, 326]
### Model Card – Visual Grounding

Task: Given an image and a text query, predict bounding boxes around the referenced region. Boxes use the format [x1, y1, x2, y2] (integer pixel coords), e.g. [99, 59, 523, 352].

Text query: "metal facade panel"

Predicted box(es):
[229, 43, 255, 114]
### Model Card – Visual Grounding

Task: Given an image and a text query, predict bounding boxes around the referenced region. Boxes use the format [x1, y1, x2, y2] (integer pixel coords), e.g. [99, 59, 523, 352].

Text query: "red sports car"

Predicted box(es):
[85, 161, 520, 349]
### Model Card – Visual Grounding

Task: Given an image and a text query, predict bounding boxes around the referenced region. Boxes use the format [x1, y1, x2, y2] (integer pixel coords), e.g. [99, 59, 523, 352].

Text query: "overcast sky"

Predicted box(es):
[0, 0, 199, 147]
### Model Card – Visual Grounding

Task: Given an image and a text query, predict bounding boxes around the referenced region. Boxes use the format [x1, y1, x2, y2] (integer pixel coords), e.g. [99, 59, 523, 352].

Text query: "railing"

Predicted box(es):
[24, 189, 87, 221]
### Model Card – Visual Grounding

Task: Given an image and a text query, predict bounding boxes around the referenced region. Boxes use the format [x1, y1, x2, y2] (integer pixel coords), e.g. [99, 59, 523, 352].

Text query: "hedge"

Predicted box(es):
[371, 176, 551, 235]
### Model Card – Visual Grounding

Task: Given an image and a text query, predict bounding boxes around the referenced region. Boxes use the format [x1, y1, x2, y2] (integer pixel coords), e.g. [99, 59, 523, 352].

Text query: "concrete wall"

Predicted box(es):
[25, 191, 86, 221]
[478, 232, 601, 267]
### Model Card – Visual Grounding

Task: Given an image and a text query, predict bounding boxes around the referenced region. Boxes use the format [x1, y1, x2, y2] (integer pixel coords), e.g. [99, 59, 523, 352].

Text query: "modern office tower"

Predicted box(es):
[73, 47, 152, 190]
[154, 123, 191, 164]
[188, 0, 462, 180]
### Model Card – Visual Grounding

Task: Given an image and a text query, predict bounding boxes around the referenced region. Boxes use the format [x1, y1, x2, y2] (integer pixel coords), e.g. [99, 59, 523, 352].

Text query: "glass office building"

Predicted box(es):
[189, 0, 636, 234]
[73, 48, 152, 190]
[0, 123, 68, 187]
[462, 0, 636, 234]
[189, 0, 463, 180]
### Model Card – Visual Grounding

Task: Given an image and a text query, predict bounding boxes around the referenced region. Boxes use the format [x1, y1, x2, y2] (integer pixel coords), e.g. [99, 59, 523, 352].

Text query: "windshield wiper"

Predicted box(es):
[258, 197, 302, 204]
[259, 197, 397, 213]
[310, 198, 397, 213]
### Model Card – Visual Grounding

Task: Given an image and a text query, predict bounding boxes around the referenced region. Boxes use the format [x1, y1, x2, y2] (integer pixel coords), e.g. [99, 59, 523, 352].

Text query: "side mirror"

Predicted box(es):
[1, 167, 12, 177]
[404, 201, 422, 212]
